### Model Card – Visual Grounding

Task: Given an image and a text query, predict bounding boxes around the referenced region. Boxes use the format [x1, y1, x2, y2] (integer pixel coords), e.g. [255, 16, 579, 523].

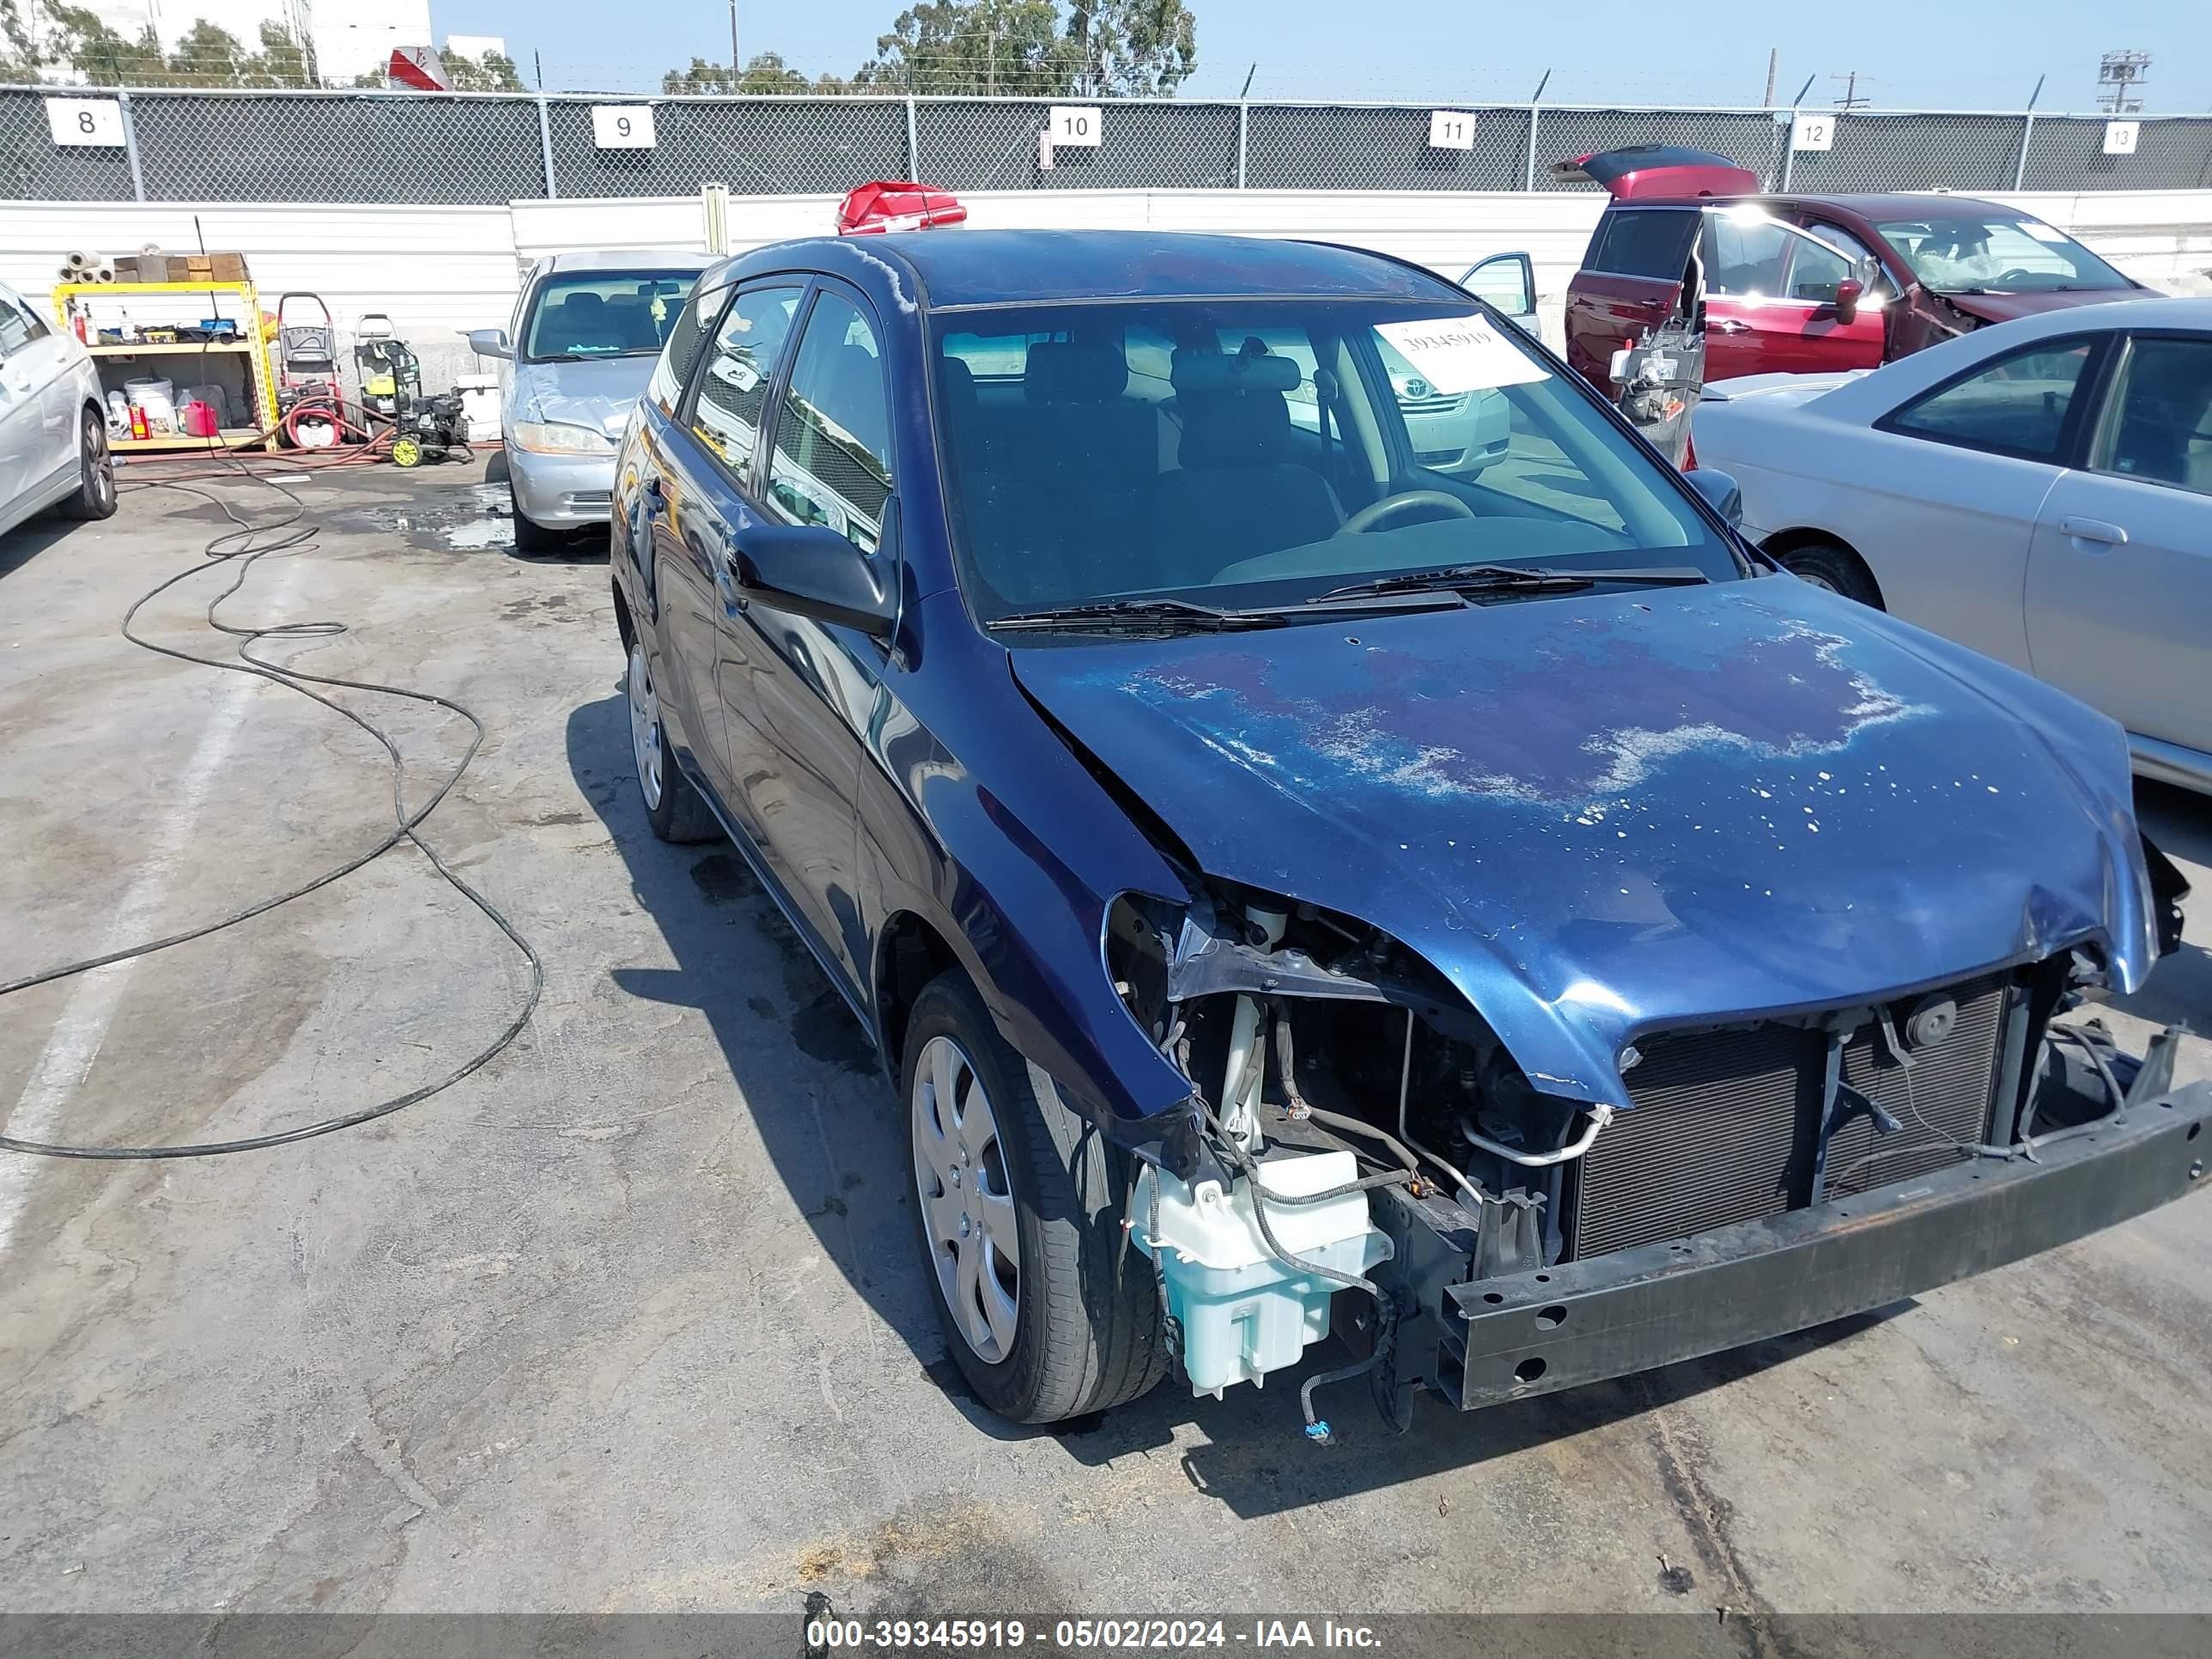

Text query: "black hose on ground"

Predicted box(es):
[0, 462, 543, 1159]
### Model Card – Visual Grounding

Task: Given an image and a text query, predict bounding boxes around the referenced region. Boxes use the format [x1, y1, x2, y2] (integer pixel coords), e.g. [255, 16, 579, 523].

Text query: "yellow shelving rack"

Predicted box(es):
[51, 279, 280, 453]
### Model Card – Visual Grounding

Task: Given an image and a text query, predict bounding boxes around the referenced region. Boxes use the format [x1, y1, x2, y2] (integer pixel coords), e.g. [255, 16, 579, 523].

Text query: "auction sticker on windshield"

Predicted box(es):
[1375, 314, 1548, 395]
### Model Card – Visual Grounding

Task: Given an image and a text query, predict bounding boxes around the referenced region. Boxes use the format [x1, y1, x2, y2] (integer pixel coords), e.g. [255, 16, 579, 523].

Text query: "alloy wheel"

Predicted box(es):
[84, 414, 114, 512]
[627, 640, 664, 811]
[911, 1035, 1020, 1363]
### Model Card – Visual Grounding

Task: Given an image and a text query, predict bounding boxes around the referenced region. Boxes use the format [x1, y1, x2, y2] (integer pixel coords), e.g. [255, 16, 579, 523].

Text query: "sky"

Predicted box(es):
[439, 0, 2211, 111]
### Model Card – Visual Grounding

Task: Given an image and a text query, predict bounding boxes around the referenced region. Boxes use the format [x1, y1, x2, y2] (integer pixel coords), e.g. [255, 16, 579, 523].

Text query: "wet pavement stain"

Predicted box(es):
[792, 988, 875, 1074]
[324, 482, 516, 551]
[690, 853, 757, 905]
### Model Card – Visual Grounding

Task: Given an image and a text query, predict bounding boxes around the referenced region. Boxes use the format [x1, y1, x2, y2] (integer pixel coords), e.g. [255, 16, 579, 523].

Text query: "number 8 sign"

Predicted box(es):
[46, 98, 126, 147]
[592, 106, 658, 149]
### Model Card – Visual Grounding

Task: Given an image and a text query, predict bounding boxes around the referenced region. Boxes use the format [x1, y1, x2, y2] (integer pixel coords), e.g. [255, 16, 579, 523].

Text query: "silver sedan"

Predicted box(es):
[468, 249, 715, 551]
[1692, 296, 2212, 793]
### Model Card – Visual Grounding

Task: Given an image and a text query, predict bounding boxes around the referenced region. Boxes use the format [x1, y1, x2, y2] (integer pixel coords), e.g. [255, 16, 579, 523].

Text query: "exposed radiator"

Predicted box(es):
[1567, 975, 2009, 1261]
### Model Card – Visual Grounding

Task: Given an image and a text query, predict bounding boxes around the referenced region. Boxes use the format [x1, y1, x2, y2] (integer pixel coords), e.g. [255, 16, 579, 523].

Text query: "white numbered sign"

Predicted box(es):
[592, 106, 657, 149]
[1791, 113, 1836, 152]
[1428, 111, 1476, 150]
[46, 98, 125, 148]
[1048, 106, 1102, 147]
[2103, 120, 2140, 155]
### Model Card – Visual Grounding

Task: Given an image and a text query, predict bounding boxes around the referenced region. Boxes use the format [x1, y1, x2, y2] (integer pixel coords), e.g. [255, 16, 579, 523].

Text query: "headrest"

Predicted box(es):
[565, 292, 606, 313]
[1170, 348, 1302, 395]
[1024, 341, 1128, 404]
[939, 356, 980, 410]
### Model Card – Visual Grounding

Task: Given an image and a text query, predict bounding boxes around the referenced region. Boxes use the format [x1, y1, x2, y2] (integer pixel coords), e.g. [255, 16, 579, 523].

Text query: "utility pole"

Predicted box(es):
[2097, 50, 2150, 113]
[728, 0, 739, 82]
[1764, 48, 1778, 106]
[1830, 70, 1871, 110]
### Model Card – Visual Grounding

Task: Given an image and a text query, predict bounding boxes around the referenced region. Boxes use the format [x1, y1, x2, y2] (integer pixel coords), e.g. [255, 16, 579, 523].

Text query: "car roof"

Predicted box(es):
[543, 248, 720, 274]
[713, 229, 1467, 312]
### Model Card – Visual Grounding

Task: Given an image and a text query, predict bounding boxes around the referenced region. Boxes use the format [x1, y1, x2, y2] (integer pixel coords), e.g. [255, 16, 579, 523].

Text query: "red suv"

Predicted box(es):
[1561, 146, 2155, 391]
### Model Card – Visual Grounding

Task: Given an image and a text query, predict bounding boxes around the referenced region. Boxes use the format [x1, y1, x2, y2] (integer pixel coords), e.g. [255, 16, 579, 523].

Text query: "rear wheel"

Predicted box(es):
[905, 971, 1168, 1423]
[626, 638, 720, 842]
[60, 409, 117, 520]
[1778, 539, 1883, 609]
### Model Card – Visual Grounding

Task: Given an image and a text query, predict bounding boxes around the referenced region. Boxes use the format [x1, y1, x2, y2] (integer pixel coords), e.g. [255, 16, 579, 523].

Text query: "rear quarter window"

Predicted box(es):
[1587, 210, 1700, 281]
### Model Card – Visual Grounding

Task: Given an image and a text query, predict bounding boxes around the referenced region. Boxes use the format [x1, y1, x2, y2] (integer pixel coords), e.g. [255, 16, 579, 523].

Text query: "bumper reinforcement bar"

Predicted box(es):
[1442, 1081, 2211, 1409]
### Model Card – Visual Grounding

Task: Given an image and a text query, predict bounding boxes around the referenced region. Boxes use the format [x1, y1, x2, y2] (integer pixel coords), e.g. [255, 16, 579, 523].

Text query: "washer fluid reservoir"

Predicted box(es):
[1133, 1149, 1392, 1398]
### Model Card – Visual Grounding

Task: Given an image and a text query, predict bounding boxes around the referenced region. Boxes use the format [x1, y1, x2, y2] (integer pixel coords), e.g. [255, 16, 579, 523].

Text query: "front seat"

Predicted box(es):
[1153, 349, 1343, 580]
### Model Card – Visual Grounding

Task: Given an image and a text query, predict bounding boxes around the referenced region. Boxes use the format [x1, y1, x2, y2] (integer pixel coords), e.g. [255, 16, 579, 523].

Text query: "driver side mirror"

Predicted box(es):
[466, 327, 513, 361]
[1832, 278, 1864, 324]
[729, 516, 898, 637]
[1683, 468, 1744, 530]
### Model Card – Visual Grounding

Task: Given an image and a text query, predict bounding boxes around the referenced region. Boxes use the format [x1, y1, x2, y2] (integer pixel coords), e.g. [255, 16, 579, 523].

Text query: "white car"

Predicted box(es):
[1692, 296, 2212, 793]
[0, 280, 114, 538]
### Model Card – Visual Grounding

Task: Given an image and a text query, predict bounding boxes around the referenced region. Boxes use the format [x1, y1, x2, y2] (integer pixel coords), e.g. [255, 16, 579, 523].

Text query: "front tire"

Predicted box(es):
[61, 409, 117, 520]
[1778, 539, 1883, 608]
[626, 638, 719, 843]
[904, 971, 1168, 1424]
[510, 479, 563, 552]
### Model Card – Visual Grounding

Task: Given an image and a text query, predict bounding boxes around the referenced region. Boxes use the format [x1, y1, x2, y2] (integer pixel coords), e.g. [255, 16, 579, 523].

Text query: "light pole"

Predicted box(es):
[729, 0, 739, 79]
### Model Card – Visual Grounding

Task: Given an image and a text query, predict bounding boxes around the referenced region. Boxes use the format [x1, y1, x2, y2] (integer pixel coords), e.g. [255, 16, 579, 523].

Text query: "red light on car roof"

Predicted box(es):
[836, 182, 969, 236]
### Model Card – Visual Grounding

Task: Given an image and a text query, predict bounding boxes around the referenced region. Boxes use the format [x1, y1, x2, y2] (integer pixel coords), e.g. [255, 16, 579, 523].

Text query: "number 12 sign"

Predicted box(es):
[592, 106, 657, 149]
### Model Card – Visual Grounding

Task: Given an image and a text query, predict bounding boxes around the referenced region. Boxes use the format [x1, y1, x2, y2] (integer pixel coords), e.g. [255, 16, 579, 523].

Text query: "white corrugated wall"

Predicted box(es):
[6, 188, 2208, 388]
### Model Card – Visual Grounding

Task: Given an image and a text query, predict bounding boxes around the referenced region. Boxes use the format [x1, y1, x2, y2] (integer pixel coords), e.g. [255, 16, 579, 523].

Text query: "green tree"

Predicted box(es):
[854, 1, 1078, 95]
[662, 50, 848, 95]
[1066, 0, 1195, 96]
[442, 49, 526, 91]
[6, 3, 318, 86]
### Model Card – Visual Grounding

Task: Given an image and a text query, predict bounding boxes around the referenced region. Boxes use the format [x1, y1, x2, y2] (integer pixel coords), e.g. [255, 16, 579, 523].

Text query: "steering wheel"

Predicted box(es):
[1340, 489, 1477, 535]
[1995, 268, 2039, 284]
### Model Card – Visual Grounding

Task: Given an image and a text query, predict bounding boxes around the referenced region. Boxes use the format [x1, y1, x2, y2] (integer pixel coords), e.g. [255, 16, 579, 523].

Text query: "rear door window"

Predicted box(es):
[1586, 209, 1700, 281]
[689, 284, 804, 494]
[647, 283, 730, 416]
[2090, 336, 2212, 496]
[1883, 339, 2095, 463]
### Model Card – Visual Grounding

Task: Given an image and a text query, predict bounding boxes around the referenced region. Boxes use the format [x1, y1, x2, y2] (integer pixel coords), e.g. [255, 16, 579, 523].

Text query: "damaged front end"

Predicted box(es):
[1107, 872, 2209, 1437]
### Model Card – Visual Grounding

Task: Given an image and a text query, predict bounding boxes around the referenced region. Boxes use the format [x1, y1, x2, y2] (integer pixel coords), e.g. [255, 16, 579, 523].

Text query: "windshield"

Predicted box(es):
[1875, 216, 2133, 295]
[930, 298, 1737, 627]
[522, 270, 703, 362]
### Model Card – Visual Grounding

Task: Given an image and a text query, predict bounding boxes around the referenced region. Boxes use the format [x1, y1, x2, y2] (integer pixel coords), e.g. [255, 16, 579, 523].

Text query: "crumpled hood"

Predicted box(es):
[508, 356, 657, 438]
[1012, 581, 2156, 1107]
[1937, 289, 2137, 327]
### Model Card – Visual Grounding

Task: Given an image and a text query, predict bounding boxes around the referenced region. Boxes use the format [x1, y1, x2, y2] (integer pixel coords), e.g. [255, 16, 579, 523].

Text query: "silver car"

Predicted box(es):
[1, 279, 114, 538]
[1692, 295, 2212, 793]
[469, 250, 715, 550]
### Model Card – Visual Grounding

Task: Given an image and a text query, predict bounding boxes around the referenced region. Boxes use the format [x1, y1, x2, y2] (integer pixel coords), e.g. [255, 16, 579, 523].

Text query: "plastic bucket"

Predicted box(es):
[125, 377, 177, 435]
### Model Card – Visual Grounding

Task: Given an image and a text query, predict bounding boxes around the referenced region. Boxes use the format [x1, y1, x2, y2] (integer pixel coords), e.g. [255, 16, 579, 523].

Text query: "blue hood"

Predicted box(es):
[1011, 580, 2157, 1108]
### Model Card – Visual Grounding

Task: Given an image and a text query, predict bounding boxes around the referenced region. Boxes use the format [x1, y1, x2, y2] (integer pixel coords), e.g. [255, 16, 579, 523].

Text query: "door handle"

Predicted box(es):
[2058, 516, 2128, 548]
[1710, 319, 1752, 335]
[714, 553, 746, 611]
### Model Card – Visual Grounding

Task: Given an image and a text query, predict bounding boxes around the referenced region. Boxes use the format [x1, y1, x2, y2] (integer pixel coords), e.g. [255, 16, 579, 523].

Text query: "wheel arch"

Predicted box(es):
[1759, 526, 1886, 606]
[872, 908, 967, 1087]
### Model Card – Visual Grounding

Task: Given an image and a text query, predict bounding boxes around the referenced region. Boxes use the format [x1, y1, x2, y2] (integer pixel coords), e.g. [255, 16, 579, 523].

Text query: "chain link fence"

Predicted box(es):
[5, 86, 2212, 205]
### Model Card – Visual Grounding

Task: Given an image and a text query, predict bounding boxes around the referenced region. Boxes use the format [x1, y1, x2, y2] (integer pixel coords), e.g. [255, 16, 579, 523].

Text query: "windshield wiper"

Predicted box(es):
[994, 591, 1461, 634]
[1311, 562, 1710, 603]
[994, 597, 1293, 634]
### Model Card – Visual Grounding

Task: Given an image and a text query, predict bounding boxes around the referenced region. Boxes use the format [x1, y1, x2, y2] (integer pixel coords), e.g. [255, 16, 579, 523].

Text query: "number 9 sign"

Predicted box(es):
[592, 106, 658, 149]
